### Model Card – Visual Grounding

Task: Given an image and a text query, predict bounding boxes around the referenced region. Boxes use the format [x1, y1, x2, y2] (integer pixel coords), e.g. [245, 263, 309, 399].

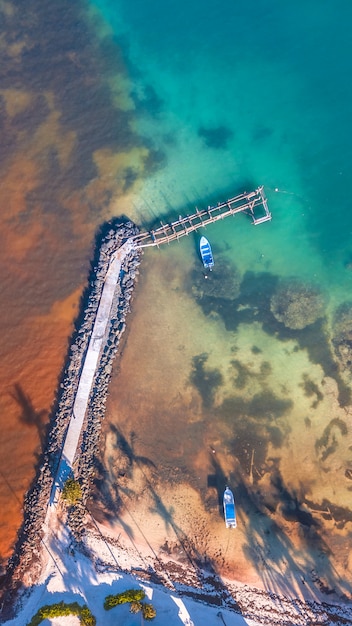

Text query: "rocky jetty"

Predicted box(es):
[1, 219, 141, 613]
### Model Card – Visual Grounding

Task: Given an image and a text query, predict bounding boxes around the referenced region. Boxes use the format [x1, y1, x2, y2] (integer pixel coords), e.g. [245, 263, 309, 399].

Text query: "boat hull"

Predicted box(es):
[199, 236, 214, 269]
[223, 487, 237, 529]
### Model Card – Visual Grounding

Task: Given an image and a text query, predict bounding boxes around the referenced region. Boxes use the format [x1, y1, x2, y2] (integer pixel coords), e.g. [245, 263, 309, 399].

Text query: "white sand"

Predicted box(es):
[4, 509, 352, 626]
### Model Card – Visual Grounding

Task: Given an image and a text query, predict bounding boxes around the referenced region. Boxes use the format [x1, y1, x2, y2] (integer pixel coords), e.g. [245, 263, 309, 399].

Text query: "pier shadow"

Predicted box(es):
[144, 178, 260, 236]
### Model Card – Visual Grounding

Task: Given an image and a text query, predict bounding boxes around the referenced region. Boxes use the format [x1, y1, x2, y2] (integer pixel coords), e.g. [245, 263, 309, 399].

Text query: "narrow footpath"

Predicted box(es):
[49, 239, 134, 508]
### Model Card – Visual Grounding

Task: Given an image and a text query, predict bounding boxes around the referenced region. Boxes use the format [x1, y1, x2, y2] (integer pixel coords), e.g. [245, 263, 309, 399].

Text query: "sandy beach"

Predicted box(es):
[4, 497, 352, 626]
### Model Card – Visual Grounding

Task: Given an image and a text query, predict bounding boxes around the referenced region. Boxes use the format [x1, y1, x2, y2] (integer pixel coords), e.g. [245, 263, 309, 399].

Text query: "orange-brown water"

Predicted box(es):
[0, 0, 154, 567]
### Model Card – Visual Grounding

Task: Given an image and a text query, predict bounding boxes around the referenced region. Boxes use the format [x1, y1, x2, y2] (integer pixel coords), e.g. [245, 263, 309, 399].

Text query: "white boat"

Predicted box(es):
[199, 236, 214, 270]
[223, 486, 237, 529]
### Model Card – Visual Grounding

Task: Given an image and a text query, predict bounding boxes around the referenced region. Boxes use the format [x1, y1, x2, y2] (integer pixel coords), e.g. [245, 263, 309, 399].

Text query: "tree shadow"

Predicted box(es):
[94, 426, 242, 610]
[141, 474, 241, 611]
[232, 464, 352, 608]
[11, 383, 48, 448]
[207, 452, 229, 514]
[109, 424, 157, 470]
[91, 425, 156, 531]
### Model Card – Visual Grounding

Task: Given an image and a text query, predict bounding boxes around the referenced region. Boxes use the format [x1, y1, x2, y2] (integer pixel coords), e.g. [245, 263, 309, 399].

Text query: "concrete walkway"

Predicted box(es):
[49, 240, 134, 506]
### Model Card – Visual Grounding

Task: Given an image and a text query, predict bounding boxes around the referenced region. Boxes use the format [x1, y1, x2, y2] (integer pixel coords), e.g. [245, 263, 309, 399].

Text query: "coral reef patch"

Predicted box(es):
[270, 279, 325, 330]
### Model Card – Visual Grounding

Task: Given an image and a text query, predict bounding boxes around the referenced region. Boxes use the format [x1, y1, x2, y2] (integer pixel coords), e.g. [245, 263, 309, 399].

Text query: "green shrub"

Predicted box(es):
[142, 603, 157, 621]
[27, 601, 96, 626]
[104, 588, 145, 610]
[80, 605, 97, 626]
[62, 478, 83, 505]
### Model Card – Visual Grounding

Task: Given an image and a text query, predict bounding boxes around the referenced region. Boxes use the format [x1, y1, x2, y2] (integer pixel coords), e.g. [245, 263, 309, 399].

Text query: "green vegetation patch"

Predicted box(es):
[62, 477, 83, 505]
[142, 603, 157, 620]
[28, 601, 96, 626]
[104, 588, 145, 610]
[104, 589, 157, 620]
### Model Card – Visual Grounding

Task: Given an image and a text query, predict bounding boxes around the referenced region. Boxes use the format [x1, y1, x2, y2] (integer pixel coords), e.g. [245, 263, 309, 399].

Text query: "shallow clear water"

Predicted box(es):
[91, 0, 352, 592]
[1, 0, 352, 593]
[93, 0, 352, 303]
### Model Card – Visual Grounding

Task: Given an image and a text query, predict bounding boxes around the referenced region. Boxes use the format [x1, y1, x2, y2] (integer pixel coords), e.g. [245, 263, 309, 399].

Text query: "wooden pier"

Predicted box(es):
[132, 185, 271, 248]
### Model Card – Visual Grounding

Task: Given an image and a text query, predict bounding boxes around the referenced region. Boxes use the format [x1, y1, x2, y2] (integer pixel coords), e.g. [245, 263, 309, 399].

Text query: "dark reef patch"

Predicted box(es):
[300, 374, 324, 408]
[219, 391, 292, 476]
[142, 146, 167, 175]
[270, 279, 325, 330]
[331, 301, 352, 373]
[131, 83, 164, 117]
[230, 359, 272, 390]
[192, 271, 278, 332]
[190, 353, 223, 408]
[315, 418, 348, 462]
[251, 345, 262, 354]
[198, 125, 233, 149]
[188, 257, 241, 302]
[191, 268, 351, 407]
[231, 360, 251, 390]
[252, 124, 273, 142]
[270, 469, 319, 528]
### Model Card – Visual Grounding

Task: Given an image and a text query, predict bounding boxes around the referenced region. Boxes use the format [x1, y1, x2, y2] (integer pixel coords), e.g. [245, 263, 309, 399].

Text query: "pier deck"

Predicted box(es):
[48, 239, 134, 507]
[132, 185, 271, 249]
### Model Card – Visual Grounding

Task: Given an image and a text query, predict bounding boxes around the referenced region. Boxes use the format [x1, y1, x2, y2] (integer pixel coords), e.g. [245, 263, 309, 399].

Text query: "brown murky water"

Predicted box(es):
[0, 0, 156, 568]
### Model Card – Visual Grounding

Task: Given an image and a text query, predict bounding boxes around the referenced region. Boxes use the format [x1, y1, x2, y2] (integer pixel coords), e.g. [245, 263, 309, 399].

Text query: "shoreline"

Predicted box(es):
[4, 507, 352, 626]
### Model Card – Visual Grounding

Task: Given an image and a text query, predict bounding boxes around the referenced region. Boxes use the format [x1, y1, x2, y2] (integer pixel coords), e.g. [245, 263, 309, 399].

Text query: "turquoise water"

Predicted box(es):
[92, 0, 352, 305]
[86, 0, 352, 594]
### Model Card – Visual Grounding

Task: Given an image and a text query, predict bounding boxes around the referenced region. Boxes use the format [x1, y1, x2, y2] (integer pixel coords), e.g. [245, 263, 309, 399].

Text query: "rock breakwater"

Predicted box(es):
[1, 219, 141, 616]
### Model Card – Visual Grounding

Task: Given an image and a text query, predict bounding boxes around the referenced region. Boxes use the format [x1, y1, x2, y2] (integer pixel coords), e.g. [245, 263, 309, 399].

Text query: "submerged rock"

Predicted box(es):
[332, 302, 352, 370]
[198, 125, 233, 149]
[270, 279, 325, 330]
[190, 257, 241, 301]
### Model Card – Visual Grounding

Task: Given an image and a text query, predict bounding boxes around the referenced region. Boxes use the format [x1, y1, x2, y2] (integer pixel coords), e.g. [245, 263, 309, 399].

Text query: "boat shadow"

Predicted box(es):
[207, 452, 229, 517]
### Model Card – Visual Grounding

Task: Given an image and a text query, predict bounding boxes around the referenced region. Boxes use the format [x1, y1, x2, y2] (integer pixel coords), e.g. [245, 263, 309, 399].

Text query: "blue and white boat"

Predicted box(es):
[199, 236, 214, 270]
[223, 486, 237, 529]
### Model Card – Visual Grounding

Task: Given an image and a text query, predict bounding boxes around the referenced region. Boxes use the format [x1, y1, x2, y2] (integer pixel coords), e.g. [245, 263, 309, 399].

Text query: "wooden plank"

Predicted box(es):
[131, 187, 270, 248]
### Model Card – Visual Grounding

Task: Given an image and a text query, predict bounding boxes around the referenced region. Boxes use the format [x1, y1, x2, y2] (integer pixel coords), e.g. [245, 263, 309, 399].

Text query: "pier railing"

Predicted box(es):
[132, 185, 271, 248]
